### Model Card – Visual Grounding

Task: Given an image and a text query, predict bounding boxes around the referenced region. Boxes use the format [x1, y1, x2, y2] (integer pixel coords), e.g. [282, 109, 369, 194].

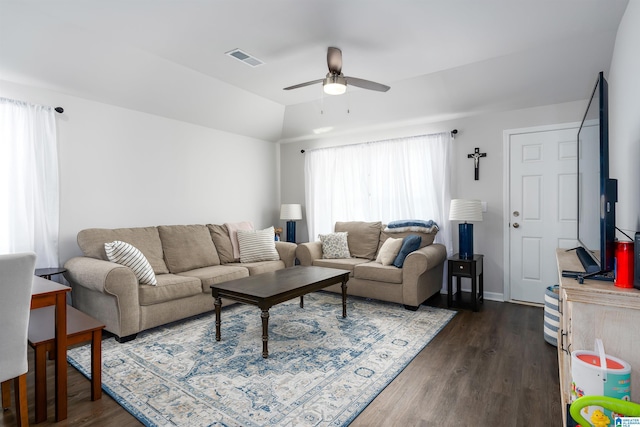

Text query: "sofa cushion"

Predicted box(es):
[227, 260, 286, 276]
[311, 257, 370, 275]
[375, 237, 403, 266]
[177, 265, 249, 292]
[354, 262, 403, 284]
[237, 227, 280, 263]
[380, 227, 437, 249]
[158, 225, 220, 273]
[393, 235, 422, 268]
[207, 224, 235, 264]
[77, 227, 169, 274]
[319, 232, 351, 259]
[104, 240, 157, 285]
[335, 221, 382, 260]
[139, 274, 203, 306]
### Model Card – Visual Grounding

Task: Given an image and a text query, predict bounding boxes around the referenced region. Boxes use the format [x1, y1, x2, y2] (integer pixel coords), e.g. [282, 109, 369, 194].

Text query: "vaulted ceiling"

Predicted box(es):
[0, 0, 629, 141]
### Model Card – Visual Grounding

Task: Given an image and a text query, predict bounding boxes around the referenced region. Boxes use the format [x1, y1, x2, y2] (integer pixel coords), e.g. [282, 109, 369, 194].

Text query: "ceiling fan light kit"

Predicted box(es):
[284, 47, 390, 95]
[323, 74, 347, 95]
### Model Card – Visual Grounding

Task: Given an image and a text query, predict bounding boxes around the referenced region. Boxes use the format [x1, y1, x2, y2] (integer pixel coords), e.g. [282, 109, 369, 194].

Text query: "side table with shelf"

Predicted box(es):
[35, 267, 67, 281]
[447, 253, 484, 311]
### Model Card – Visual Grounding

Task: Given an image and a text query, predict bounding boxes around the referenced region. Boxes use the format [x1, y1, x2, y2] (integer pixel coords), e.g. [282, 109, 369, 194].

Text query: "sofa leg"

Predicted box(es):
[403, 305, 419, 311]
[116, 333, 137, 343]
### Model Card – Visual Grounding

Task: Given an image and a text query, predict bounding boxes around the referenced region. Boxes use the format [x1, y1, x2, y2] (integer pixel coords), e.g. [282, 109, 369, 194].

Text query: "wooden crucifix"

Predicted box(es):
[467, 147, 487, 180]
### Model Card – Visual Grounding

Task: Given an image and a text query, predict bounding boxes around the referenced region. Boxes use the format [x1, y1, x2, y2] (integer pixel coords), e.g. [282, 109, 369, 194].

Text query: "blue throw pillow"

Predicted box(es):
[392, 235, 422, 268]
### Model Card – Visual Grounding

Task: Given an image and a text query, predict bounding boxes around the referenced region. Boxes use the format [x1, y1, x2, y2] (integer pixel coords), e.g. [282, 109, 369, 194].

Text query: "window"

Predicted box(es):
[304, 132, 452, 252]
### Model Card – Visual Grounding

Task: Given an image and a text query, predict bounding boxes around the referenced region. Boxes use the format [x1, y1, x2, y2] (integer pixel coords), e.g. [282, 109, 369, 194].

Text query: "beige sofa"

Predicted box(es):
[64, 224, 297, 342]
[296, 221, 447, 309]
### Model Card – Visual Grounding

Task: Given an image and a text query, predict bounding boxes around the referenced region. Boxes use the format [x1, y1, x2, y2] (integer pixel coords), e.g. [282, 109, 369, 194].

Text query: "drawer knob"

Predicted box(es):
[459, 265, 464, 269]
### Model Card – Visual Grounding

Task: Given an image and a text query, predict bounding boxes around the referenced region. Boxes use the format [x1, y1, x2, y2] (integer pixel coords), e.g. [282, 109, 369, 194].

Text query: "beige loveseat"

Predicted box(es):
[64, 224, 297, 342]
[296, 221, 447, 309]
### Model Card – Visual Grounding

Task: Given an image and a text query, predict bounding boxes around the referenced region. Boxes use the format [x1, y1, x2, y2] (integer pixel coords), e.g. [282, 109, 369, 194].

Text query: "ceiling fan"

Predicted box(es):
[283, 47, 390, 95]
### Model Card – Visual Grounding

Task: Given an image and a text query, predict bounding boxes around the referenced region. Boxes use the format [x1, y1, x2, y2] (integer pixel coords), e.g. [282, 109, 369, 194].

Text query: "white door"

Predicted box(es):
[506, 125, 579, 304]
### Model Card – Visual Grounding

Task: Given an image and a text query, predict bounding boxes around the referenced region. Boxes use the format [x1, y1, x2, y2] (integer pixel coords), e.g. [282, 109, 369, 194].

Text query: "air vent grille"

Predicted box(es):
[226, 49, 264, 67]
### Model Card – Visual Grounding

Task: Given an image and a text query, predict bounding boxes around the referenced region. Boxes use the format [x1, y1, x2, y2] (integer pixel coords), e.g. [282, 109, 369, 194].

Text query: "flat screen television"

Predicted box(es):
[575, 71, 617, 277]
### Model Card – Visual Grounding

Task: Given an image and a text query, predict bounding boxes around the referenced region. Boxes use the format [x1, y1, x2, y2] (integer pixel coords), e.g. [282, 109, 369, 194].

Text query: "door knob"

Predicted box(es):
[513, 223, 520, 228]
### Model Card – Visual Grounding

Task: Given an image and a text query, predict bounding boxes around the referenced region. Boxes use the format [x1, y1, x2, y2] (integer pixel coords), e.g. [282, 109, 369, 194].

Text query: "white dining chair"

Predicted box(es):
[0, 252, 37, 427]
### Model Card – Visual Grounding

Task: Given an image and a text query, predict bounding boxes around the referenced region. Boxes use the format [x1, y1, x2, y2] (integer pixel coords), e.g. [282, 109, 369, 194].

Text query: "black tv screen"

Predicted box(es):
[576, 71, 616, 273]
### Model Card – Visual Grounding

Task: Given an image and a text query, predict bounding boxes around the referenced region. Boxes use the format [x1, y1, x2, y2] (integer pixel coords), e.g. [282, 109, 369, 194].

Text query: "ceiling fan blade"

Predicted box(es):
[327, 47, 342, 74]
[283, 79, 324, 91]
[345, 76, 390, 92]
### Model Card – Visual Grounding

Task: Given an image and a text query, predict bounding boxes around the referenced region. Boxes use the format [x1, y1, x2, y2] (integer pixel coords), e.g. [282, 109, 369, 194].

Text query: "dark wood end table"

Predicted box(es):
[447, 253, 484, 311]
[211, 266, 350, 358]
[35, 267, 68, 281]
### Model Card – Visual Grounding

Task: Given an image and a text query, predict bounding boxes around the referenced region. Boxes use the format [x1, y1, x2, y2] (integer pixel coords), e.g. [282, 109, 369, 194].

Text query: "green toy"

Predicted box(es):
[570, 395, 640, 426]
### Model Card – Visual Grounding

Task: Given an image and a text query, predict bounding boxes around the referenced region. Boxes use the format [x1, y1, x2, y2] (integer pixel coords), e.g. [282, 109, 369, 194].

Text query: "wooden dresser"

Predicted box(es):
[556, 248, 640, 425]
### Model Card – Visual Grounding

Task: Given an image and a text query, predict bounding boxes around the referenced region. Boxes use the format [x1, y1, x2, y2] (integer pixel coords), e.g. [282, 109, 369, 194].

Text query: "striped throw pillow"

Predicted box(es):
[105, 240, 158, 286]
[237, 227, 280, 263]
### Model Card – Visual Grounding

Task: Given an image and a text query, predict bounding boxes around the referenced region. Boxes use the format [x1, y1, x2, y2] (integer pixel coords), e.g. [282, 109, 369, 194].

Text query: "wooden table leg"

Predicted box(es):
[261, 309, 269, 358]
[34, 344, 49, 422]
[300, 295, 304, 308]
[341, 278, 348, 318]
[91, 329, 102, 401]
[54, 292, 68, 421]
[214, 297, 222, 341]
[1, 380, 10, 409]
[14, 375, 28, 427]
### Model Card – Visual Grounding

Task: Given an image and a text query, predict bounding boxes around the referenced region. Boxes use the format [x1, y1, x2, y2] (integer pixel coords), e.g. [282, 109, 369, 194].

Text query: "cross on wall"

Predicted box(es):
[467, 148, 487, 180]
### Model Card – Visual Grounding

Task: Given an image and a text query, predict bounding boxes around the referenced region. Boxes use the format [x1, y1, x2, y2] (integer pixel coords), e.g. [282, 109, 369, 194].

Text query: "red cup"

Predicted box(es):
[614, 241, 634, 288]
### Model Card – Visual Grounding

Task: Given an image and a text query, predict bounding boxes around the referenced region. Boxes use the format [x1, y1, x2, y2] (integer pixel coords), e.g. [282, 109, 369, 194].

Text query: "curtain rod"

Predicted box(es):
[300, 129, 459, 153]
[54, 107, 64, 113]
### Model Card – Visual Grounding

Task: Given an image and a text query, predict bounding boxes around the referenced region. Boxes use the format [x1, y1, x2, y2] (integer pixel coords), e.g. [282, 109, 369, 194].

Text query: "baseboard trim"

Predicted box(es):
[440, 289, 504, 302]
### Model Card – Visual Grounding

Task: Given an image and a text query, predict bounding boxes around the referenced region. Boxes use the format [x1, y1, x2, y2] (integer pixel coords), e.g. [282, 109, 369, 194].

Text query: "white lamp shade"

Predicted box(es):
[280, 204, 302, 221]
[449, 199, 483, 222]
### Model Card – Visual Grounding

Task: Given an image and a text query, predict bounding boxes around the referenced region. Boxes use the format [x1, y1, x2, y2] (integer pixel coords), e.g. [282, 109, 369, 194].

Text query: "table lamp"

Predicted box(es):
[280, 204, 302, 243]
[449, 199, 483, 259]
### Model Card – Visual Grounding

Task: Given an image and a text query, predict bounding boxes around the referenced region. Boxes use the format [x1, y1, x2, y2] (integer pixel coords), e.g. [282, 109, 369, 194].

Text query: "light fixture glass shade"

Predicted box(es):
[449, 199, 483, 222]
[323, 75, 347, 95]
[280, 204, 302, 221]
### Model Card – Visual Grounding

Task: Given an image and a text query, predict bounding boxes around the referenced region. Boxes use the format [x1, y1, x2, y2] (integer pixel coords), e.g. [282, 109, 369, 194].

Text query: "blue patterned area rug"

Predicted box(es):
[67, 292, 455, 427]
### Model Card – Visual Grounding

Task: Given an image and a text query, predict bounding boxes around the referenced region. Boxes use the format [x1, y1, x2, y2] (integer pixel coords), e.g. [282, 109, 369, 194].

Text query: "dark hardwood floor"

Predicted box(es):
[1, 294, 561, 427]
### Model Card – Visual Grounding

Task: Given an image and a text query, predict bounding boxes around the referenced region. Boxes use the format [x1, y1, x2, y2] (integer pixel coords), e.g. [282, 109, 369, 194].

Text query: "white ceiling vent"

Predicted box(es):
[225, 49, 264, 67]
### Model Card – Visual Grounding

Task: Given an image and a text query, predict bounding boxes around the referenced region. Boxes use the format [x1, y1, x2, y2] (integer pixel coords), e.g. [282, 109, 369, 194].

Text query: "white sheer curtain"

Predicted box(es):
[0, 98, 59, 268]
[305, 132, 452, 254]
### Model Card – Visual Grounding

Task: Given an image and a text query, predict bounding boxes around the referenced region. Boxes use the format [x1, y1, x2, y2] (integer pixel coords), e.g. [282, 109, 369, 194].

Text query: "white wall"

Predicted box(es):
[609, 1, 640, 236]
[279, 100, 586, 300]
[0, 80, 281, 264]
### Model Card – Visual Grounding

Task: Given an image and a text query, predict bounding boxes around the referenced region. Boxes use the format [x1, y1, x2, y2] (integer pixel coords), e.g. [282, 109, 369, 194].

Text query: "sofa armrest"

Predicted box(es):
[275, 241, 298, 268]
[401, 243, 447, 306]
[403, 243, 447, 277]
[64, 256, 138, 294]
[64, 256, 142, 338]
[296, 241, 323, 266]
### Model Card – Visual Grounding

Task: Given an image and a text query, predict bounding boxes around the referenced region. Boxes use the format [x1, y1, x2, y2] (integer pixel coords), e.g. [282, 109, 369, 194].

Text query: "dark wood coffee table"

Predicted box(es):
[210, 266, 350, 358]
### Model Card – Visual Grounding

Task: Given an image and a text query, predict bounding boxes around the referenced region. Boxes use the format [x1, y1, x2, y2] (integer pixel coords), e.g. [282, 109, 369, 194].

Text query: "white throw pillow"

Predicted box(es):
[105, 240, 157, 285]
[237, 226, 280, 263]
[375, 237, 403, 266]
[319, 232, 351, 259]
